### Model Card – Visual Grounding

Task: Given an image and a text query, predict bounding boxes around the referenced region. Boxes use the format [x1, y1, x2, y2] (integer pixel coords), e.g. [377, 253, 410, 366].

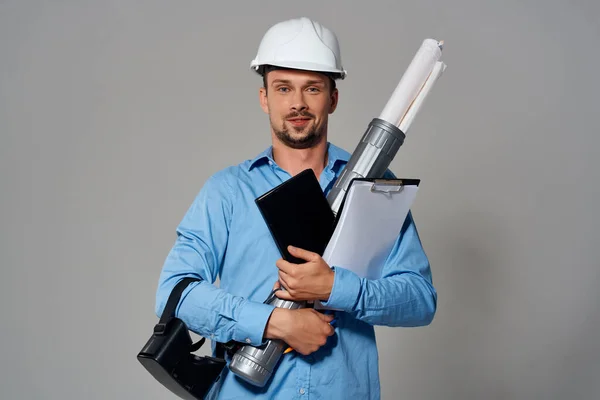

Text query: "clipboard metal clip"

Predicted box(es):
[370, 179, 404, 194]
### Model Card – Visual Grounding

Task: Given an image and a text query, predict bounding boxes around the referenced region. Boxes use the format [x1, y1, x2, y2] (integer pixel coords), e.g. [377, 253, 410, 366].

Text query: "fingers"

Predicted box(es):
[278, 271, 292, 291]
[276, 273, 301, 300]
[317, 312, 335, 336]
[287, 246, 319, 262]
[314, 310, 334, 323]
[272, 280, 281, 290]
[326, 324, 335, 336]
[314, 312, 335, 339]
[313, 311, 335, 336]
[274, 289, 293, 300]
[275, 258, 295, 274]
[284, 309, 336, 355]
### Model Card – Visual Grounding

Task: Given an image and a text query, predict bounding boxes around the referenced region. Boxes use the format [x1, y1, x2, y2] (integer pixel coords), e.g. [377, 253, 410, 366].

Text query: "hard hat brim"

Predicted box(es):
[251, 60, 346, 80]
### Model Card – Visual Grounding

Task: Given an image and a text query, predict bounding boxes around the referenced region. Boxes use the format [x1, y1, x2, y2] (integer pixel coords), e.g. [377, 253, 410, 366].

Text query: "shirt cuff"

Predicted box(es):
[233, 300, 276, 346]
[320, 266, 362, 312]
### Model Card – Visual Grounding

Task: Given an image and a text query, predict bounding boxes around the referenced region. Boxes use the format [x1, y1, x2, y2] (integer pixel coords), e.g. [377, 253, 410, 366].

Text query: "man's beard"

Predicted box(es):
[271, 112, 325, 150]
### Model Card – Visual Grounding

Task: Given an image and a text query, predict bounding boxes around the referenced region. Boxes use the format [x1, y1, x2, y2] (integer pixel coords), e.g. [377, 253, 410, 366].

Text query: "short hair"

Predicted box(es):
[259, 65, 339, 94]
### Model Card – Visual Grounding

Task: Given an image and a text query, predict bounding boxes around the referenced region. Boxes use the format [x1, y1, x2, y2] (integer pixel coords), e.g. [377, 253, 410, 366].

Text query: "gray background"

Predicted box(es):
[1, 1, 599, 399]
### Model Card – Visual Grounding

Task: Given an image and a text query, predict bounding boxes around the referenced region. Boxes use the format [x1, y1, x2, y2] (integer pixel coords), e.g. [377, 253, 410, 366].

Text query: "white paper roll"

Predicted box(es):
[398, 60, 447, 133]
[378, 39, 443, 127]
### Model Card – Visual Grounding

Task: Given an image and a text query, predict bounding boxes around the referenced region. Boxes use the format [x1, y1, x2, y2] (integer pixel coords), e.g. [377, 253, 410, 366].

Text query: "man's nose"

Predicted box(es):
[291, 92, 308, 112]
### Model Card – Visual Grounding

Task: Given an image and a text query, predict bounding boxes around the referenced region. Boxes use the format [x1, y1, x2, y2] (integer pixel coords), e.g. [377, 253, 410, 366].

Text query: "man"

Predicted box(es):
[155, 17, 437, 399]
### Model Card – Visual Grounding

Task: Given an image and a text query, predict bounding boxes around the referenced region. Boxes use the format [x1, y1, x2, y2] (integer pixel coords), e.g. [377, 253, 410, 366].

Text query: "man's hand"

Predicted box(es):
[275, 246, 335, 302]
[264, 308, 335, 355]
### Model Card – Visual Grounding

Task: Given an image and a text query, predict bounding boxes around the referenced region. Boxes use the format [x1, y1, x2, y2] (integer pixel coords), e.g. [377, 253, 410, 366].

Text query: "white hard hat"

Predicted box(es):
[250, 17, 347, 79]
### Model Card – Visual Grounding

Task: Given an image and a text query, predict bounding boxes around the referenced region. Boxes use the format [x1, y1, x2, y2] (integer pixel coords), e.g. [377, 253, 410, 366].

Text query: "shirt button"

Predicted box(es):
[299, 388, 305, 395]
[245, 338, 251, 344]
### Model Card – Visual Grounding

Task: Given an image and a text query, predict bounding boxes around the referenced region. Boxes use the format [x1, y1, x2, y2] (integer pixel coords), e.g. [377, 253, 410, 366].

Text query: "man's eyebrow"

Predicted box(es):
[271, 79, 291, 85]
[271, 79, 325, 85]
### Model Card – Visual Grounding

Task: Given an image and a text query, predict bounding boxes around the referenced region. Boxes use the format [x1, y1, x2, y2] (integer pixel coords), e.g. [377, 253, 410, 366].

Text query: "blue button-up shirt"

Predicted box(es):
[155, 142, 437, 399]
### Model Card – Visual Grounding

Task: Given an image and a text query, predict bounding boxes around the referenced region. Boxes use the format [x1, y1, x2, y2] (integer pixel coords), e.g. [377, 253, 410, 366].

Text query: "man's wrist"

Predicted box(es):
[264, 308, 290, 341]
[320, 268, 335, 301]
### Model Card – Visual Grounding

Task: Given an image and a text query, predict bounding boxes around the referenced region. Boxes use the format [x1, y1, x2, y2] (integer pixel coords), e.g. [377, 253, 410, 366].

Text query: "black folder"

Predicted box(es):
[255, 168, 336, 264]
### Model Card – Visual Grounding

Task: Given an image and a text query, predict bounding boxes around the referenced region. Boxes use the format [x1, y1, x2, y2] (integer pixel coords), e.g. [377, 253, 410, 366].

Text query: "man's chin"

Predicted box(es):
[285, 141, 315, 150]
[274, 131, 317, 149]
[287, 136, 323, 149]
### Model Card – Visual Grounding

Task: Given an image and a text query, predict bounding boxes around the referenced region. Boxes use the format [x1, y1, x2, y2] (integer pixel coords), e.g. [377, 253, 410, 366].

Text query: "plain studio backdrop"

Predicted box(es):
[1, 1, 599, 399]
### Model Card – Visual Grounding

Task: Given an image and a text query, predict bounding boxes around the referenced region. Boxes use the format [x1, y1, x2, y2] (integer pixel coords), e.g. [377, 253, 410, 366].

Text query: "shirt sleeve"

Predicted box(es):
[155, 172, 275, 346]
[319, 169, 437, 327]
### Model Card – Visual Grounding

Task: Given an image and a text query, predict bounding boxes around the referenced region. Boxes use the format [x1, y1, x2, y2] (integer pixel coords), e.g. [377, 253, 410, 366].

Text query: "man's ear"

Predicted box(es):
[259, 87, 269, 114]
[328, 88, 339, 114]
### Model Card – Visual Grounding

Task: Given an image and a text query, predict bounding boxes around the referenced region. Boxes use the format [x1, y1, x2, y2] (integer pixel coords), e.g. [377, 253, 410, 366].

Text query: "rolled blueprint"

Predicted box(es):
[398, 60, 447, 134]
[378, 39, 443, 127]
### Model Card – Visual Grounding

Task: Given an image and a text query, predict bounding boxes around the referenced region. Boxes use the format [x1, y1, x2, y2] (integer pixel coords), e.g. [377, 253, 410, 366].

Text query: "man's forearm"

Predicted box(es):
[156, 277, 276, 346]
[321, 267, 437, 326]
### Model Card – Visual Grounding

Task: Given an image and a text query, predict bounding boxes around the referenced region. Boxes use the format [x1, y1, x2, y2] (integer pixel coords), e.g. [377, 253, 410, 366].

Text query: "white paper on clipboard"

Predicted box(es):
[325, 179, 420, 280]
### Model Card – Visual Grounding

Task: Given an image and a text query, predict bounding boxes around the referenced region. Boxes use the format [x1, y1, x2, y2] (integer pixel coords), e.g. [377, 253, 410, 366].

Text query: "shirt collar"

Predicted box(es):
[247, 142, 350, 172]
[247, 146, 275, 170]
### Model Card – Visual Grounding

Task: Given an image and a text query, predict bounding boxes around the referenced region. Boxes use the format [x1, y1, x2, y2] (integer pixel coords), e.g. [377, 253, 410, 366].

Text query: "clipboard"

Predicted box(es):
[323, 177, 420, 282]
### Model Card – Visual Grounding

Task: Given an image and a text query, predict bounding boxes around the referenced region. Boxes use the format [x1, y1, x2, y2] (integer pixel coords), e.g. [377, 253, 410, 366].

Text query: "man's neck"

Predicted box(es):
[272, 138, 329, 178]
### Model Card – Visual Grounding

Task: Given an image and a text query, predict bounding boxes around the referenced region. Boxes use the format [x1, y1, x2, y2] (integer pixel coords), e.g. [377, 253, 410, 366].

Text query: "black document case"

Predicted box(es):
[255, 168, 336, 264]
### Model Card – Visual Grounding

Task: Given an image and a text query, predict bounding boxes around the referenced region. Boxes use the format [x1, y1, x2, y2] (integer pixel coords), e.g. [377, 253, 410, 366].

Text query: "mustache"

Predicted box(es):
[285, 111, 315, 119]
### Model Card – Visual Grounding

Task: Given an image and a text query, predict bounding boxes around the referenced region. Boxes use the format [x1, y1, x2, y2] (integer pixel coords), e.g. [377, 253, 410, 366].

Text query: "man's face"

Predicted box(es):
[259, 69, 338, 149]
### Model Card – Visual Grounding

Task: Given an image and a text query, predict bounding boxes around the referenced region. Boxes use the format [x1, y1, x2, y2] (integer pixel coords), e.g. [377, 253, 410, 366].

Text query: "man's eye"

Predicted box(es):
[307, 87, 319, 92]
[277, 87, 289, 92]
